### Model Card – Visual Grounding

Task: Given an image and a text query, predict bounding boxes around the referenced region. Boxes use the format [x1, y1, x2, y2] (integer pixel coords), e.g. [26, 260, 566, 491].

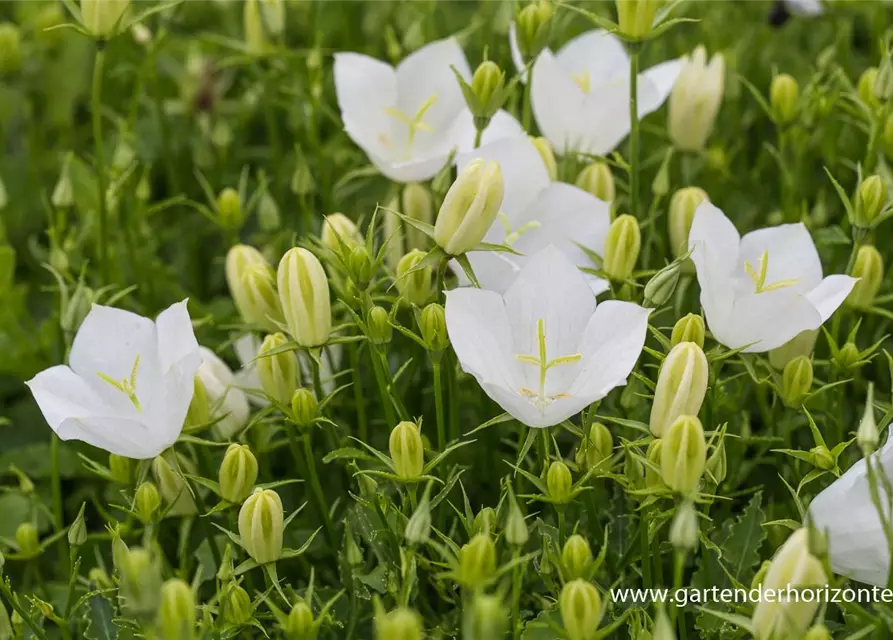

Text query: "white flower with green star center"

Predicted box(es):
[445, 246, 650, 428]
[333, 37, 523, 183]
[688, 201, 857, 353]
[452, 136, 612, 295]
[26, 301, 202, 459]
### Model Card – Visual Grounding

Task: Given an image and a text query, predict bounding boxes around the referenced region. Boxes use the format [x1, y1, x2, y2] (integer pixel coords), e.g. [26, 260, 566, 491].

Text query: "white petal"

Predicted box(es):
[531, 50, 589, 154]
[333, 52, 399, 161]
[586, 274, 611, 296]
[508, 22, 527, 81]
[197, 348, 250, 439]
[233, 334, 261, 367]
[785, 0, 824, 16]
[510, 183, 612, 272]
[27, 366, 162, 458]
[454, 252, 521, 293]
[448, 108, 525, 157]
[689, 203, 740, 336]
[807, 275, 858, 323]
[739, 223, 823, 293]
[396, 37, 470, 132]
[638, 59, 684, 117]
[555, 29, 628, 83]
[456, 136, 550, 224]
[155, 300, 201, 375]
[370, 151, 453, 184]
[722, 289, 823, 353]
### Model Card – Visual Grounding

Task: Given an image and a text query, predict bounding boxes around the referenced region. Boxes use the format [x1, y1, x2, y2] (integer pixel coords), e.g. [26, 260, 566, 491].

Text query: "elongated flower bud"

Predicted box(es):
[671, 314, 705, 349]
[389, 421, 424, 480]
[751, 528, 827, 640]
[217, 188, 243, 228]
[515, 1, 552, 60]
[404, 493, 432, 545]
[546, 460, 573, 504]
[224, 584, 252, 626]
[770, 73, 799, 124]
[219, 444, 258, 504]
[780, 356, 813, 408]
[135, 482, 161, 523]
[257, 333, 300, 405]
[644, 439, 664, 489]
[668, 187, 707, 258]
[768, 329, 819, 370]
[457, 534, 497, 588]
[367, 306, 392, 346]
[560, 579, 603, 640]
[152, 454, 197, 516]
[846, 244, 883, 309]
[239, 264, 284, 332]
[644, 261, 681, 308]
[473, 507, 496, 536]
[668, 47, 725, 152]
[706, 437, 727, 486]
[284, 599, 314, 640]
[244, 0, 271, 56]
[291, 388, 318, 427]
[15, 523, 37, 556]
[321, 213, 362, 256]
[396, 250, 433, 306]
[463, 593, 508, 639]
[0, 24, 21, 75]
[858, 383, 879, 456]
[575, 162, 615, 202]
[602, 214, 640, 281]
[434, 159, 504, 256]
[420, 303, 449, 353]
[859, 67, 879, 108]
[562, 535, 592, 580]
[530, 136, 558, 181]
[660, 415, 707, 495]
[649, 342, 709, 437]
[157, 578, 195, 640]
[374, 605, 423, 640]
[875, 52, 893, 102]
[238, 488, 284, 564]
[81, 0, 130, 39]
[402, 183, 434, 250]
[578, 422, 613, 473]
[109, 453, 132, 485]
[118, 547, 162, 618]
[504, 487, 528, 547]
[226, 244, 269, 320]
[277, 248, 331, 347]
[470, 60, 506, 119]
[616, 0, 660, 38]
[669, 500, 699, 552]
[856, 175, 886, 228]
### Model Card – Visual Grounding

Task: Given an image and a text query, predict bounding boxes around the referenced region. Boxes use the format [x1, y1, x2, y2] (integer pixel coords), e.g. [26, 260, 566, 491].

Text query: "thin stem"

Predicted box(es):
[349, 344, 368, 443]
[640, 507, 652, 588]
[672, 551, 685, 625]
[432, 360, 446, 450]
[301, 431, 337, 551]
[522, 66, 533, 131]
[91, 44, 109, 282]
[628, 44, 641, 219]
[511, 548, 525, 640]
[473, 126, 483, 149]
[0, 579, 50, 640]
[50, 435, 63, 531]
[446, 352, 459, 442]
[370, 347, 398, 426]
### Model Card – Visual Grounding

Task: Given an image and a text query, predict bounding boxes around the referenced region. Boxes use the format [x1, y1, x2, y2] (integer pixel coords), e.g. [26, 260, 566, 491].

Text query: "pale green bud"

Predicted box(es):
[118, 547, 162, 618]
[239, 264, 285, 332]
[803, 624, 831, 640]
[884, 114, 893, 159]
[68, 504, 87, 547]
[858, 67, 879, 108]
[225, 244, 270, 322]
[52, 154, 75, 209]
[706, 438, 727, 486]
[515, 1, 553, 60]
[770, 73, 799, 124]
[668, 187, 707, 258]
[15, 523, 38, 556]
[396, 250, 432, 306]
[152, 453, 197, 516]
[366, 306, 392, 346]
[434, 159, 504, 255]
[615, 0, 660, 38]
[644, 439, 664, 489]
[504, 490, 529, 547]
[578, 422, 613, 473]
[238, 488, 284, 564]
[546, 460, 573, 504]
[109, 453, 132, 484]
[846, 244, 883, 309]
[780, 355, 813, 408]
[835, 342, 862, 370]
[660, 415, 707, 495]
[374, 605, 423, 640]
[649, 342, 709, 437]
[321, 213, 362, 256]
[404, 493, 431, 545]
[751, 528, 827, 640]
[856, 175, 887, 228]
[259, 0, 285, 36]
[157, 578, 195, 640]
[602, 214, 640, 281]
[652, 606, 675, 640]
[186, 375, 211, 427]
[244, 0, 270, 56]
[217, 187, 243, 228]
[768, 329, 819, 370]
[643, 261, 681, 308]
[809, 445, 833, 471]
[277, 248, 332, 347]
[257, 333, 300, 405]
[530, 136, 558, 181]
[257, 189, 280, 232]
[80, 0, 130, 39]
[575, 162, 615, 203]
[402, 183, 434, 250]
[0, 24, 21, 74]
[560, 579, 603, 640]
[291, 153, 315, 195]
[858, 384, 879, 456]
[470, 60, 506, 119]
[875, 53, 893, 102]
[110, 527, 130, 574]
[348, 244, 373, 288]
[285, 599, 315, 640]
[420, 303, 449, 352]
[135, 482, 161, 523]
[389, 421, 424, 480]
[670, 314, 705, 349]
[463, 593, 508, 639]
[217, 545, 235, 583]
[219, 444, 258, 504]
[457, 534, 497, 588]
[669, 500, 698, 552]
[224, 584, 253, 626]
[473, 507, 497, 536]
[562, 535, 593, 580]
[290, 388, 318, 427]
[89, 567, 113, 590]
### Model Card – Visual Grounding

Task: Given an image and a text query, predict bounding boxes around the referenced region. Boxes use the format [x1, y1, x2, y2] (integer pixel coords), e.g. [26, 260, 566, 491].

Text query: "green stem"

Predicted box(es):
[301, 431, 337, 551]
[672, 551, 685, 626]
[0, 579, 49, 640]
[92, 44, 109, 282]
[446, 352, 459, 442]
[522, 66, 533, 132]
[50, 435, 62, 531]
[349, 344, 368, 443]
[370, 347, 398, 426]
[640, 507, 652, 588]
[473, 126, 483, 149]
[432, 360, 446, 450]
[511, 548, 525, 640]
[628, 44, 641, 219]
[378, 350, 409, 420]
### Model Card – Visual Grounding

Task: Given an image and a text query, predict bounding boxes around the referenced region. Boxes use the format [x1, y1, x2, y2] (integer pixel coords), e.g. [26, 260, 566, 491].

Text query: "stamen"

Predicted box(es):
[381, 93, 440, 158]
[744, 250, 799, 294]
[571, 70, 591, 94]
[97, 355, 143, 412]
[515, 319, 582, 411]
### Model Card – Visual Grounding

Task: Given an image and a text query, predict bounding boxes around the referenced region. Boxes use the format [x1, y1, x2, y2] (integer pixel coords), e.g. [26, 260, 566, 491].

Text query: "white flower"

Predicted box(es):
[334, 37, 523, 183]
[688, 202, 857, 353]
[808, 436, 893, 586]
[197, 347, 250, 439]
[453, 137, 612, 295]
[529, 29, 682, 156]
[668, 46, 725, 152]
[445, 245, 649, 428]
[26, 301, 201, 460]
[784, 0, 824, 16]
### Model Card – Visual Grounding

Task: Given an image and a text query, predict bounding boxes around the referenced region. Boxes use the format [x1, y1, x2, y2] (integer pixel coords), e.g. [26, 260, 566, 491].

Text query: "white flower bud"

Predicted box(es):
[277, 248, 331, 347]
[649, 342, 709, 437]
[434, 159, 504, 256]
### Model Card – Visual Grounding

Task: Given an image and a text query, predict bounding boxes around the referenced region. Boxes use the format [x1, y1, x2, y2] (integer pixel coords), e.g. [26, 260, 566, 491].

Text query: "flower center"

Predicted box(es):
[97, 355, 143, 412]
[515, 318, 582, 411]
[743, 251, 800, 294]
[571, 70, 591, 94]
[382, 93, 440, 159]
[498, 212, 541, 246]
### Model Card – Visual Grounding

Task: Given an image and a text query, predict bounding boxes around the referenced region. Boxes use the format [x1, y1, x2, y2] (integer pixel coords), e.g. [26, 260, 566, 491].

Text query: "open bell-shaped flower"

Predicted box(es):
[333, 37, 522, 183]
[688, 202, 857, 352]
[445, 246, 649, 428]
[27, 301, 201, 459]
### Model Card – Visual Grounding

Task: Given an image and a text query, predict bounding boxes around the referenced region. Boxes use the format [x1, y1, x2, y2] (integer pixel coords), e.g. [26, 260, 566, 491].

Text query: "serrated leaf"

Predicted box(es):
[722, 491, 766, 583]
[84, 593, 117, 640]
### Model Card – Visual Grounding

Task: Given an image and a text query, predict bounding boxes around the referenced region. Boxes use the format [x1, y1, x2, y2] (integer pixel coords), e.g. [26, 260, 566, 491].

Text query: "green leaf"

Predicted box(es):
[83, 592, 117, 640]
[722, 490, 766, 583]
